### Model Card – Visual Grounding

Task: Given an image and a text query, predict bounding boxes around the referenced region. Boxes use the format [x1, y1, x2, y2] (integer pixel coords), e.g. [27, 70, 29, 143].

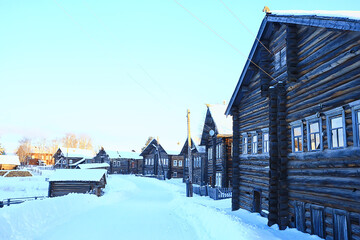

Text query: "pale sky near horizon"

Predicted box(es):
[1, 0, 359, 153]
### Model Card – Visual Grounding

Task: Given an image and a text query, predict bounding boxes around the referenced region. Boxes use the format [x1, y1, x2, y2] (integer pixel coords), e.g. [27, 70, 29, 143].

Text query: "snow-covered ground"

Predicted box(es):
[0, 174, 321, 240]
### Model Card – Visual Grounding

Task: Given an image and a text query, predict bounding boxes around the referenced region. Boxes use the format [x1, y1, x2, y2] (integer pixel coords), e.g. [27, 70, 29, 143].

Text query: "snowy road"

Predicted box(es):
[0, 175, 320, 240]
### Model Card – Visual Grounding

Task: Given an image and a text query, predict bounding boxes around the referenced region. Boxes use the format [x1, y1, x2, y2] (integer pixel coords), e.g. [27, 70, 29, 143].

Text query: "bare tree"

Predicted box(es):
[62, 133, 78, 148]
[78, 135, 93, 150]
[141, 136, 154, 152]
[16, 138, 32, 165]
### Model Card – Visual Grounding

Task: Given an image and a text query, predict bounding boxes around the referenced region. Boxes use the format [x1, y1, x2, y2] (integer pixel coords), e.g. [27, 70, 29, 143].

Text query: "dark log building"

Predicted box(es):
[180, 138, 206, 185]
[226, 11, 360, 240]
[200, 104, 233, 188]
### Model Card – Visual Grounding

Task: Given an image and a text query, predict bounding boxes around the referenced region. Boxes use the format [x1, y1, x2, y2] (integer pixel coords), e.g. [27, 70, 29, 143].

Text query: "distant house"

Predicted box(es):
[140, 139, 171, 179]
[48, 169, 107, 197]
[0, 155, 20, 170]
[94, 148, 142, 174]
[200, 104, 233, 188]
[29, 147, 54, 166]
[170, 155, 184, 179]
[225, 10, 360, 239]
[53, 147, 95, 169]
[179, 138, 206, 185]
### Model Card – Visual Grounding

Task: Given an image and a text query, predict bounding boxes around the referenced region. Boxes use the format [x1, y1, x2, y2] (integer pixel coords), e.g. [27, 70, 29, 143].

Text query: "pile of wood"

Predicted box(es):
[3, 171, 32, 177]
[0, 171, 8, 176]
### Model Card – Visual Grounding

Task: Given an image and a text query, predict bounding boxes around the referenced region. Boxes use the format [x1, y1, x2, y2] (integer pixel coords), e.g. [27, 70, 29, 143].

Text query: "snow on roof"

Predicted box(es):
[68, 158, 86, 167]
[77, 163, 110, 169]
[269, 10, 360, 21]
[166, 150, 180, 155]
[48, 169, 107, 182]
[59, 147, 95, 158]
[0, 155, 20, 165]
[106, 150, 142, 160]
[208, 104, 233, 135]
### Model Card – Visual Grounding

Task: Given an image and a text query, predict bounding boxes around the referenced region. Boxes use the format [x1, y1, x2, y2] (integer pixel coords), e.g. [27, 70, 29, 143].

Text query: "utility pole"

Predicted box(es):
[186, 109, 193, 197]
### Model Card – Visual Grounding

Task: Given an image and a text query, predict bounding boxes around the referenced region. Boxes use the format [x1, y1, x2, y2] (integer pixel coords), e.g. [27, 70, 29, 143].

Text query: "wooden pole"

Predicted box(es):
[187, 109, 193, 197]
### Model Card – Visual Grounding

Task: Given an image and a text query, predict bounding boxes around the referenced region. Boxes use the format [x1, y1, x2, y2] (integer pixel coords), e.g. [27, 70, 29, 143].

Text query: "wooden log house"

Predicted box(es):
[94, 148, 142, 174]
[140, 139, 171, 179]
[53, 147, 95, 169]
[200, 104, 233, 188]
[170, 154, 184, 179]
[180, 138, 206, 185]
[226, 10, 360, 240]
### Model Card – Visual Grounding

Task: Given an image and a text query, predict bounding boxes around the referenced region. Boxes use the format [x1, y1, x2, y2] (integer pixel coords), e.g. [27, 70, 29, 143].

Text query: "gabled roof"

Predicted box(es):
[48, 169, 107, 182]
[57, 147, 95, 159]
[226, 11, 360, 115]
[140, 139, 167, 156]
[0, 155, 20, 165]
[180, 138, 206, 155]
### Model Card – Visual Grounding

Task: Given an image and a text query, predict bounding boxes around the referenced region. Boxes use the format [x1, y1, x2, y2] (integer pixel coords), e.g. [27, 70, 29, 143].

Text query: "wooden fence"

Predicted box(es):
[192, 185, 232, 200]
[0, 196, 47, 208]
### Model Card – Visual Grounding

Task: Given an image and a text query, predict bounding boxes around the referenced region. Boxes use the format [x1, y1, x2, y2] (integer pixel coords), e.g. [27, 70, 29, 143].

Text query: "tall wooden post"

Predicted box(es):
[232, 107, 240, 211]
[187, 109, 193, 197]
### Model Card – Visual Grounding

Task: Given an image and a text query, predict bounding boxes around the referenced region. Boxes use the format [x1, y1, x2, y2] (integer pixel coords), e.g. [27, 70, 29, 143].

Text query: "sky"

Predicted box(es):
[1, 0, 359, 153]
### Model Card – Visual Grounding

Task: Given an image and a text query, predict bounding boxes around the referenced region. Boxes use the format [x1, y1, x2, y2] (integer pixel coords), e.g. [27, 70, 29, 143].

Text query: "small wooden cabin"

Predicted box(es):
[226, 10, 360, 240]
[200, 104, 233, 188]
[180, 138, 206, 185]
[170, 155, 184, 178]
[140, 139, 171, 179]
[53, 147, 94, 169]
[48, 169, 107, 197]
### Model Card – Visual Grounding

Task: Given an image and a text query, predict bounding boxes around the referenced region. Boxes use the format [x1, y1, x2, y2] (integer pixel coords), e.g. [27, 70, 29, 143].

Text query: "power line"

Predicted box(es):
[218, 0, 273, 55]
[173, 0, 276, 82]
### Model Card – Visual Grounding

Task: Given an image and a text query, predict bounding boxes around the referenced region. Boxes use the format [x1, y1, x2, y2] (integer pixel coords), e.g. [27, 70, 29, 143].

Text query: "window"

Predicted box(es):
[291, 121, 303, 152]
[262, 129, 269, 153]
[325, 107, 346, 149]
[242, 133, 248, 154]
[185, 158, 188, 167]
[173, 172, 177, 177]
[173, 160, 177, 167]
[350, 100, 360, 147]
[151, 158, 154, 165]
[62, 160, 66, 164]
[208, 147, 212, 160]
[216, 144, 222, 159]
[165, 159, 168, 165]
[251, 133, 258, 154]
[274, 47, 286, 71]
[215, 172, 222, 187]
[306, 115, 323, 151]
[117, 161, 120, 167]
[178, 160, 183, 167]
[69, 160, 73, 164]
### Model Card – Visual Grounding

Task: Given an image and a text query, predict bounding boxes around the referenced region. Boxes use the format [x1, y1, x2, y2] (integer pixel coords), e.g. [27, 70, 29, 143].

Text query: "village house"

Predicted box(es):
[29, 147, 54, 166]
[200, 104, 233, 188]
[0, 155, 20, 170]
[94, 148, 142, 174]
[226, 10, 360, 240]
[170, 154, 184, 179]
[140, 139, 174, 179]
[179, 138, 206, 185]
[53, 147, 95, 169]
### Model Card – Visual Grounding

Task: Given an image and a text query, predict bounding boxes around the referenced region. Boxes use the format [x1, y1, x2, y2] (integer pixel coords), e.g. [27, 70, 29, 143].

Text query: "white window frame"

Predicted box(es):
[290, 120, 304, 153]
[350, 100, 360, 147]
[250, 131, 258, 154]
[178, 160, 183, 167]
[274, 47, 287, 71]
[241, 133, 248, 155]
[261, 128, 269, 154]
[305, 114, 323, 151]
[216, 144, 222, 159]
[208, 147, 212, 160]
[215, 172, 222, 187]
[325, 107, 346, 149]
[173, 160, 177, 167]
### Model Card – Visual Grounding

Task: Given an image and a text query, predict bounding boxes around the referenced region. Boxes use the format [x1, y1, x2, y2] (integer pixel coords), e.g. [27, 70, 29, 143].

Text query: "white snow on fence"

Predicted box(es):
[48, 169, 107, 182]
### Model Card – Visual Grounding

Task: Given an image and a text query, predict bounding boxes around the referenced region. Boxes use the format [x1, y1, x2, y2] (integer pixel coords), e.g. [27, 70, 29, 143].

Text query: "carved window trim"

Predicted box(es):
[250, 131, 258, 154]
[274, 47, 287, 71]
[261, 128, 269, 154]
[241, 133, 248, 155]
[290, 120, 304, 153]
[325, 107, 346, 149]
[350, 100, 360, 147]
[305, 115, 323, 151]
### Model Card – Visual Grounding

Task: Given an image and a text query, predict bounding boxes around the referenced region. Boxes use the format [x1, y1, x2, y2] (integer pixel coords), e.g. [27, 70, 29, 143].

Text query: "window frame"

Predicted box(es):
[325, 107, 346, 149]
[241, 133, 248, 155]
[250, 131, 258, 154]
[173, 160, 177, 167]
[305, 115, 323, 151]
[290, 120, 304, 153]
[178, 160, 183, 167]
[350, 100, 360, 147]
[261, 128, 269, 154]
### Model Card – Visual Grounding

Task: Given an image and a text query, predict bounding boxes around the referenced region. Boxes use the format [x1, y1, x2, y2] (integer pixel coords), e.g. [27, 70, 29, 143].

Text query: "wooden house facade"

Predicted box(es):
[180, 138, 206, 185]
[200, 104, 233, 188]
[53, 147, 94, 169]
[170, 155, 184, 179]
[140, 139, 171, 179]
[226, 11, 360, 240]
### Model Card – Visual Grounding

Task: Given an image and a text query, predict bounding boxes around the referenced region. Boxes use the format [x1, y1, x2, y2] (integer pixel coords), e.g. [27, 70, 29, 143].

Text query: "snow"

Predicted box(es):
[0, 174, 322, 240]
[48, 169, 107, 182]
[269, 10, 360, 21]
[0, 155, 20, 165]
[208, 104, 233, 135]
[77, 163, 110, 169]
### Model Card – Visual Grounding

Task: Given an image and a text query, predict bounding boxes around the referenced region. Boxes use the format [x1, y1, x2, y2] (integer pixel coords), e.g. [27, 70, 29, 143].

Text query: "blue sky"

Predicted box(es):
[1, 0, 359, 153]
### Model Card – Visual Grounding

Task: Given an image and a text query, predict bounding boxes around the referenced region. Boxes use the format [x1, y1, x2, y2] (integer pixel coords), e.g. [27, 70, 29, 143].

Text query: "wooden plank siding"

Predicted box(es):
[227, 13, 360, 240]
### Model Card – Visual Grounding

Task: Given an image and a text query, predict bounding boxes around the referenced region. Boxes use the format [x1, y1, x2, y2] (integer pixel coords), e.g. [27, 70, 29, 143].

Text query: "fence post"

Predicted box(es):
[7, 199, 10, 206]
[0, 201, 3, 208]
